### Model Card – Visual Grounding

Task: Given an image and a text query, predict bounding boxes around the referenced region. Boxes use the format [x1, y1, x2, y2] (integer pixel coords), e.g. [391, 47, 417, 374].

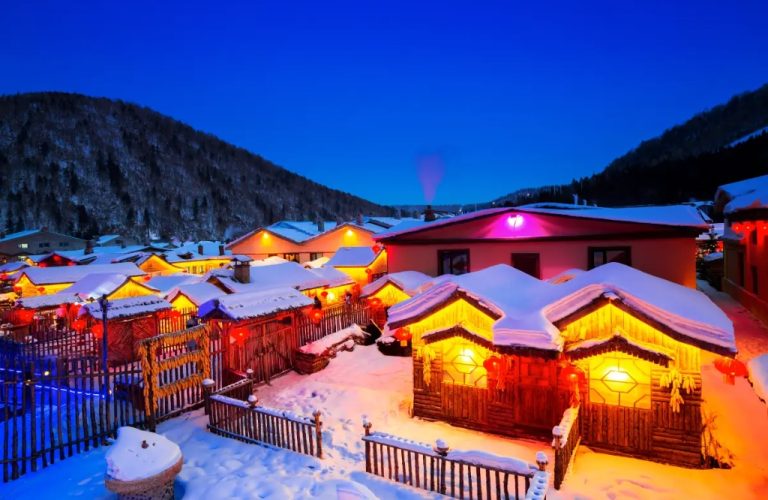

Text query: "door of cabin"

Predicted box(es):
[579, 353, 653, 455]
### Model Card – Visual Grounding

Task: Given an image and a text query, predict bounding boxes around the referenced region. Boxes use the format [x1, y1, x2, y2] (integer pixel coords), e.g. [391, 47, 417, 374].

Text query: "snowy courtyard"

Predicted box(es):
[3, 302, 768, 500]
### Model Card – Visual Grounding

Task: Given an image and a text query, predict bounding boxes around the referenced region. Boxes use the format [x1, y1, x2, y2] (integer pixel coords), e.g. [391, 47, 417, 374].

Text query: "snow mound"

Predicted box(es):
[748, 353, 768, 404]
[105, 427, 182, 482]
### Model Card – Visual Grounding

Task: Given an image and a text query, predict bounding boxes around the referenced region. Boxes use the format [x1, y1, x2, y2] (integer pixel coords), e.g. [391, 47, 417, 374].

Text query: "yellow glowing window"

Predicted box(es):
[442, 342, 487, 388]
[588, 353, 651, 409]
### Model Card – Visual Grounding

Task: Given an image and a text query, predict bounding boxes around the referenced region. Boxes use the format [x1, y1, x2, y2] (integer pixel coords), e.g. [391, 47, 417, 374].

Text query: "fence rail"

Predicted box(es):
[205, 391, 323, 458]
[552, 406, 580, 490]
[362, 421, 547, 499]
[297, 302, 371, 345]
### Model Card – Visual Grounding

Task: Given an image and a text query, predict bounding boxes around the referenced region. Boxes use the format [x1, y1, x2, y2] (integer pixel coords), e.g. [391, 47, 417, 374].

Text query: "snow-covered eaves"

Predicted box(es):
[0, 261, 28, 273]
[327, 246, 381, 268]
[62, 273, 157, 301]
[167, 282, 226, 307]
[80, 296, 171, 320]
[717, 174, 768, 215]
[197, 287, 312, 321]
[306, 266, 354, 288]
[247, 262, 334, 291]
[18, 263, 146, 285]
[565, 331, 676, 366]
[361, 271, 433, 298]
[146, 274, 201, 295]
[17, 293, 83, 309]
[388, 263, 736, 355]
[376, 204, 707, 240]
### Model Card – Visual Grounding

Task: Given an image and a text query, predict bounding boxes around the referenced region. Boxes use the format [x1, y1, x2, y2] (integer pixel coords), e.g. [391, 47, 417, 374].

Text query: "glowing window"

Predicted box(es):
[442, 342, 487, 388]
[588, 353, 651, 409]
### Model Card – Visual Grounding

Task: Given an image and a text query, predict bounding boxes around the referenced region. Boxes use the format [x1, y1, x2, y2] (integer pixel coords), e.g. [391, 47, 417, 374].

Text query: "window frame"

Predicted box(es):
[437, 249, 471, 276]
[511, 252, 541, 279]
[587, 246, 632, 269]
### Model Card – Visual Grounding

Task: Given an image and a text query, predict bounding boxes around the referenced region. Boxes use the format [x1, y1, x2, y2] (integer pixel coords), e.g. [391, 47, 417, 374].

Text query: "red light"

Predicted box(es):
[321, 290, 328, 298]
[732, 223, 742, 232]
[67, 261, 76, 266]
[143, 275, 151, 282]
[369, 297, 382, 308]
[311, 310, 324, 324]
[393, 328, 412, 343]
[39, 262, 47, 268]
[53, 255, 62, 263]
[72, 318, 86, 332]
[483, 356, 501, 373]
[92, 323, 104, 338]
[744, 222, 754, 231]
[37, 287, 45, 293]
[0, 273, 7, 280]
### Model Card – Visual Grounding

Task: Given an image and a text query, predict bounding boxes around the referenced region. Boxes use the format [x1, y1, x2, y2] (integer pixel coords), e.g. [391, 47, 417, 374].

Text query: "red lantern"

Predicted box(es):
[143, 275, 151, 282]
[0, 272, 8, 281]
[92, 322, 104, 338]
[732, 223, 742, 233]
[321, 290, 329, 298]
[369, 297, 382, 308]
[37, 287, 45, 293]
[38, 262, 47, 268]
[72, 318, 86, 332]
[232, 328, 247, 344]
[365, 268, 373, 274]
[311, 310, 324, 325]
[561, 364, 585, 384]
[52, 254, 62, 263]
[67, 261, 76, 266]
[13, 286, 22, 294]
[371, 244, 382, 253]
[744, 222, 754, 231]
[393, 328, 412, 346]
[714, 357, 748, 385]
[483, 356, 501, 374]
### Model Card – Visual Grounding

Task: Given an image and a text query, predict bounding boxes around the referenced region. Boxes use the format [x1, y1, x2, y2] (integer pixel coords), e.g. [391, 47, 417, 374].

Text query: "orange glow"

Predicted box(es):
[345, 229, 354, 236]
[604, 368, 630, 382]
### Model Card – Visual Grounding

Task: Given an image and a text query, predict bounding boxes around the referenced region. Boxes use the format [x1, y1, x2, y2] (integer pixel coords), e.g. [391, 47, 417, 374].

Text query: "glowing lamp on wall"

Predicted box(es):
[37, 287, 45, 293]
[67, 261, 76, 266]
[714, 357, 748, 385]
[326, 291, 336, 302]
[233, 328, 247, 344]
[744, 222, 754, 231]
[311, 310, 324, 325]
[92, 322, 104, 339]
[560, 365, 585, 384]
[72, 318, 86, 332]
[604, 368, 631, 383]
[507, 214, 524, 229]
[346, 229, 354, 237]
[369, 297, 382, 308]
[393, 328, 412, 346]
[732, 223, 742, 233]
[39, 262, 47, 268]
[761, 221, 768, 231]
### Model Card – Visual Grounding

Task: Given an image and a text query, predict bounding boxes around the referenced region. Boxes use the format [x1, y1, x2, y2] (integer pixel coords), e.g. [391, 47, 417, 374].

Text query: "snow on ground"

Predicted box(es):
[4, 284, 768, 499]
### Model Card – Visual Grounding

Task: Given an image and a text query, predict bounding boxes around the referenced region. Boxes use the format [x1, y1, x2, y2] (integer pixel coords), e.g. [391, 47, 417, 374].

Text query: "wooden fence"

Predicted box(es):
[0, 353, 145, 483]
[362, 421, 548, 499]
[297, 302, 371, 345]
[552, 406, 580, 490]
[205, 388, 323, 458]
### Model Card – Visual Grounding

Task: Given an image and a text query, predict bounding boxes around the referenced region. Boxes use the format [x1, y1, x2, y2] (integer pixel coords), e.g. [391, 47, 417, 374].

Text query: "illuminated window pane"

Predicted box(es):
[588, 353, 651, 409]
[442, 341, 487, 388]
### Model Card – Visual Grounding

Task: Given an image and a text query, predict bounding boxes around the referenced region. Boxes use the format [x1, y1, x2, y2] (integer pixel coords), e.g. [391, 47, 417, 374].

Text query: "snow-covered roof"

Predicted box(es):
[307, 267, 354, 287]
[547, 269, 585, 285]
[376, 204, 707, 240]
[18, 263, 145, 285]
[0, 261, 28, 273]
[174, 241, 232, 256]
[80, 295, 171, 320]
[165, 249, 233, 263]
[303, 256, 330, 269]
[197, 287, 312, 320]
[251, 256, 289, 267]
[388, 263, 735, 354]
[697, 223, 724, 241]
[717, 174, 768, 215]
[167, 282, 226, 307]
[96, 234, 121, 245]
[327, 246, 381, 267]
[62, 273, 156, 300]
[361, 271, 434, 298]
[17, 293, 83, 309]
[0, 229, 42, 242]
[702, 252, 723, 262]
[247, 262, 332, 290]
[146, 274, 201, 294]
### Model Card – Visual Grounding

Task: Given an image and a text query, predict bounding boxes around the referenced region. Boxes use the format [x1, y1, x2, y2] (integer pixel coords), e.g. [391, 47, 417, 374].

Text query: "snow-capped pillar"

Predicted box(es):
[363, 418, 373, 472]
[202, 378, 215, 416]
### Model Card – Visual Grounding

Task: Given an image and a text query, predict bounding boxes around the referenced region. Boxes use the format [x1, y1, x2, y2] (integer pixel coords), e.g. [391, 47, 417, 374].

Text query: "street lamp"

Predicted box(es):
[97, 294, 111, 429]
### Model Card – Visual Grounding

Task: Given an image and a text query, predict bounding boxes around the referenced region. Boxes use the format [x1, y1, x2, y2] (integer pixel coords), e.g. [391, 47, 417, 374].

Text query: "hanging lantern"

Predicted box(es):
[761, 221, 768, 231]
[744, 222, 754, 232]
[67, 261, 76, 266]
[143, 275, 152, 282]
[714, 357, 748, 385]
[560, 364, 585, 384]
[311, 309, 324, 325]
[13, 286, 21, 294]
[365, 268, 373, 275]
[0, 272, 8, 281]
[393, 328, 412, 346]
[37, 286, 45, 294]
[232, 328, 247, 344]
[371, 244, 381, 253]
[321, 290, 329, 298]
[52, 254, 62, 263]
[92, 322, 104, 338]
[483, 355, 501, 374]
[38, 262, 47, 268]
[732, 223, 742, 233]
[17, 308, 35, 324]
[72, 318, 86, 332]
[369, 297, 382, 308]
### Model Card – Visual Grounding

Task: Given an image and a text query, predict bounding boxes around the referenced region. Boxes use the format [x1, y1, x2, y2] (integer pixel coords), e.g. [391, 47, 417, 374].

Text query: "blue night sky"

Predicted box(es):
[2, 1, 767, 206]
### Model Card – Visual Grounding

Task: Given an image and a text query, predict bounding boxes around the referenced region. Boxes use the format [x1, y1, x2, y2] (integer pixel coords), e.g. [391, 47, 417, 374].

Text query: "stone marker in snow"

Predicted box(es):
[105, 427, 183, 500]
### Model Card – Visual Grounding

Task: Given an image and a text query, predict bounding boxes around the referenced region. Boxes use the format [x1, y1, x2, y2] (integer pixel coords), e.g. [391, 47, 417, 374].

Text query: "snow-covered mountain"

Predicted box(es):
[0, 92, 392, 240]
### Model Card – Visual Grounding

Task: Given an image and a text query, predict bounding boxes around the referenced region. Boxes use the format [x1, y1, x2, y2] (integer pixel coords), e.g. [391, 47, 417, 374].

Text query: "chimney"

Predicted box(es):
[120, 238, 126, 249]
[197, 244, 204, 255]
[572, 194, 579, 206]
[317, 219, 325, 232]
[356, 213, 364, 225]
[424, 205, 437, 222]
[84, 240, 94, 255]
[233, 260, 250, 284]
[218, 244, 225, 256]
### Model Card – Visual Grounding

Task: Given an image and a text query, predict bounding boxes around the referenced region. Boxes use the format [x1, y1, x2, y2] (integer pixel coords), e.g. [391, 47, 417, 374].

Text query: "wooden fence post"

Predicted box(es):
[536, 451, 548, 472]
[363, 419, 372, 473]
[313, 410, 323, 459]
[202, 378, 215, 416]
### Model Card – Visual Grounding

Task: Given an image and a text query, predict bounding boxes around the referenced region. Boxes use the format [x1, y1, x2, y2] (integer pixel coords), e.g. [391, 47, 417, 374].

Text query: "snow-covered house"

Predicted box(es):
[166, 282, 226, 314]
[376, 204, 708, 287]
[62, 273, 159, 301]
[0, 228, 86, 258]
[198, 287, 314, 382]
[386, 263, 736, 466]
[164, 249, 233, 275]
[326, 246, 387, 285]
[226, 217, 415, 264]
[13, 263, 146, 297]
[715, 174, 768, 324]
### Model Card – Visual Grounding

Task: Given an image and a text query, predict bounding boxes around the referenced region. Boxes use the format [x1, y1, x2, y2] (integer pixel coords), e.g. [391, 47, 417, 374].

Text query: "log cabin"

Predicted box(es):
[326, 246, 388, 286]
[715, 174, 768, 324]
[13, 263, 146, 297]
[376, 204, 707, 287]
[386, 263, 736, 466]
[198, 287, 314, 383]
[166, 282, 227, 314]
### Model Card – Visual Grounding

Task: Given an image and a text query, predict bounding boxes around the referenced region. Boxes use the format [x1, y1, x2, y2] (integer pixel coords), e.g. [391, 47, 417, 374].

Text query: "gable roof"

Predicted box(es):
[167, 282, 226, 307]
[62, 273, 156, 300]
[327, 246, 381, 267]
[79, 295, 171, 320]
[0, 229, 86, 244]
[17, 292, 84, 309]
[17, 263, 146, 285]
[306, 267, 355, 287]
[716, 174, 768, 215]
[376, 205, 707, 241]
[361, 271, 434, 298]
[146, 274, 201, 294]
[197, 287, 313, 320]
[387, 263, 735, 355]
